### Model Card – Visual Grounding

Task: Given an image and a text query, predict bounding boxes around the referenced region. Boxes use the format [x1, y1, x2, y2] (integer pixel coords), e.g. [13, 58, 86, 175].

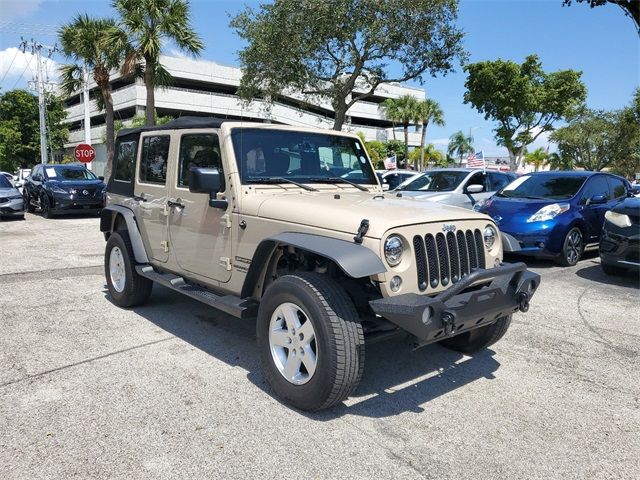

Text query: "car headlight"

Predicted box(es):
[605, 210, 631, 228]
[527, 203, 570, 222]
[384, 235, 404, 267]
[483, 225, 498, 251]
[50, 185, 68, 194]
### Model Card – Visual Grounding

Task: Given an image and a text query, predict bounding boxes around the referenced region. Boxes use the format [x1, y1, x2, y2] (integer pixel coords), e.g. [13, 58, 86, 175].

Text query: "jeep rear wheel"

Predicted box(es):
[439, 315, 512, 354]
[105, 231, 153, 307]
[256, 272, 364, 411]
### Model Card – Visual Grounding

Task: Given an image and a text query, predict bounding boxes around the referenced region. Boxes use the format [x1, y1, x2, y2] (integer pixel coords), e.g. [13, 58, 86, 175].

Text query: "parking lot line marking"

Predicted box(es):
[0, 336, 175, 389]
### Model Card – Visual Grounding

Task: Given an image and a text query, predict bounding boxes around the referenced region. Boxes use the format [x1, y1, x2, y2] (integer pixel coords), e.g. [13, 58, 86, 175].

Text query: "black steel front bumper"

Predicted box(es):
[369, 262, 540, 345]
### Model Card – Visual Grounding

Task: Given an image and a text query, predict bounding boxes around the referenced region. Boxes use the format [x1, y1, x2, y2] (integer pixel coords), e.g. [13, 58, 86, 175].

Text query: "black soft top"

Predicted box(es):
[117, 116, 231, 138]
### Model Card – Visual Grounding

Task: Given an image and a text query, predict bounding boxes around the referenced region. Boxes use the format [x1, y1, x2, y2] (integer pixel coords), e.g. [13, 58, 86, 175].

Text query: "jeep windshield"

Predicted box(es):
[497, 174, 589, 200]
[397, 170, 467, 192]
[231, 128, 378, 187]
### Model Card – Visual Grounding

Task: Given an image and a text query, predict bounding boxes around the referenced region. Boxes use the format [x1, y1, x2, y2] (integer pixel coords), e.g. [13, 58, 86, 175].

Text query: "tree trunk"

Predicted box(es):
[403, 123, 409, 167]
[332, 98, 348, 131]
[102, 85, 115, 182]
[419, 121, 428, 171]
[507, 149, 517, 172]
[144, 58, 155, 127]
[391, 123, 396, 141]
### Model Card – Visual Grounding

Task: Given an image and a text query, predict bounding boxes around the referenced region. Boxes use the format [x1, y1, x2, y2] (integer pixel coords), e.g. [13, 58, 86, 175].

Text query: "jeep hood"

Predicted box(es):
[243, 191, 490, 239]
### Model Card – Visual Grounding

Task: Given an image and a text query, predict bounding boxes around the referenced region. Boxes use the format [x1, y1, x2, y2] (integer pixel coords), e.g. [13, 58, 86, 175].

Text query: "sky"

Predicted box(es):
[0, 0, 638, 156]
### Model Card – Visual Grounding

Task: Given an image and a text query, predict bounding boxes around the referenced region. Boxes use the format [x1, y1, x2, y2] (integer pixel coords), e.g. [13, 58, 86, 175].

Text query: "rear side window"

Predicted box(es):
[114, 140, 138, 182]
[607, 176, 627, 199]
[139, 136, 170, 184]
[177, 133, 222, 187]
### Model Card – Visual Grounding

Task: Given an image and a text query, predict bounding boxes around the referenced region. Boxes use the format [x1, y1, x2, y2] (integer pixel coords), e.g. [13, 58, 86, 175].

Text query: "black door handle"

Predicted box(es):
[167, 199, 185, 209]
[133, 194, 147, 202]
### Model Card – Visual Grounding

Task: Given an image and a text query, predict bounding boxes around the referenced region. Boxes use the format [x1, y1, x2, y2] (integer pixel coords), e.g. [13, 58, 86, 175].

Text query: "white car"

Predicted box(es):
[13, 168, 31, 194]
[395, 168, 516, 210]
[376, 169, 421, 191]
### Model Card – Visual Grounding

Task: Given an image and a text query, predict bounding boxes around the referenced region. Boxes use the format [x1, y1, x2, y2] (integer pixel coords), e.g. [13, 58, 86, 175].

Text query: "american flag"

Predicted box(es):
[467, 150, 485, 168]
[384, 155, 397, 170]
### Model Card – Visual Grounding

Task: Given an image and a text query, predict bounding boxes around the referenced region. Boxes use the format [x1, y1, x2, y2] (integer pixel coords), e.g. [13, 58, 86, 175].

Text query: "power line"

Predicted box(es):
[11, 53, 33, 89]
[0, 47, 20, 85]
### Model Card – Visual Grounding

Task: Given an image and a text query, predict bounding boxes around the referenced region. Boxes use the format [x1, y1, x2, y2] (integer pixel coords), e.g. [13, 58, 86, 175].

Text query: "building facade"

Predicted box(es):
[61, 55, 425, 176]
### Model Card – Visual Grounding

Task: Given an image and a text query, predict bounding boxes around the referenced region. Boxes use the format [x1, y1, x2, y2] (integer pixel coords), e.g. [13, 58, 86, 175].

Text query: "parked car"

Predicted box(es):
[395, 168, 516, 209]
[0, 174, 24, 219]
[630, 184, 640, 197]
[101, 117, 540, 411]
[376, 169, 421, 191]
[477, 171, 630, 266]
[599, 196, 640, 276]
[13, 168, 31, 194]
[23, 163, 106, 218]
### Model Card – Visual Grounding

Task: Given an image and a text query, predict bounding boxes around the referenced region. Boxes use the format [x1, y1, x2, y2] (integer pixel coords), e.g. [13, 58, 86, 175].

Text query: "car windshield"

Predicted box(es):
[497, 174, 589, 200]
[46, 166, 97, 181]
[397, 171, 468, 192]
[0, 175, 12, 188]
[231, 128, 377, 186]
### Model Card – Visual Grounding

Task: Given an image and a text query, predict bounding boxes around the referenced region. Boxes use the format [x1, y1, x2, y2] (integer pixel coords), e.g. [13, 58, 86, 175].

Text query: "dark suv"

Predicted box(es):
[23, 163, 106, 218]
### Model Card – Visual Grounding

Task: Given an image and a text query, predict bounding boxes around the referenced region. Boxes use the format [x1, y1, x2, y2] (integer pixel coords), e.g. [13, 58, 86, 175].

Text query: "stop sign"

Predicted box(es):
[74, 143, 96, 163]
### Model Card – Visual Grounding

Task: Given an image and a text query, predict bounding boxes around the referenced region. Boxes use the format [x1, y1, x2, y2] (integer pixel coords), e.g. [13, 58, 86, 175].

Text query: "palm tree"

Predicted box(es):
[111, 0, 203, 126]
[525, 147, 548, 172]
[59, 15, 125, 180]
[379, 95, 420, 164]
[447, 131, 474, 167]
[413, 99, 445, 171]
[548, 152, 575, 170]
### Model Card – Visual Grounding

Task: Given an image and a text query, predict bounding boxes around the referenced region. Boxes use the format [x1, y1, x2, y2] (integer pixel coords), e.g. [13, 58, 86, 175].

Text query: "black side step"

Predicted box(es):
[135, 265, 258, 319]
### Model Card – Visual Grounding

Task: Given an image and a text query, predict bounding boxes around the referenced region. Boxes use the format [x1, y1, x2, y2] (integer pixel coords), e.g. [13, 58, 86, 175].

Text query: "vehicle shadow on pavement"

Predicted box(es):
[575, 262, 639, 289]
[503, 250, 599, 269]
[106, 284, 501, 419]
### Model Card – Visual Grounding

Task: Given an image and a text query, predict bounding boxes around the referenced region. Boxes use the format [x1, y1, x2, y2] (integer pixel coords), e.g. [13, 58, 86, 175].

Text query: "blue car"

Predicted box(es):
[476, 171, 630, 266]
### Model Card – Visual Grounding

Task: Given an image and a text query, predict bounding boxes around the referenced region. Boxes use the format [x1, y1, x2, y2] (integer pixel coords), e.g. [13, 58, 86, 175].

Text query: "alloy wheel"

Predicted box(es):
[566, 230, 582, 265]
[268, 302, 318, 385]
[109, 246, 126, 293]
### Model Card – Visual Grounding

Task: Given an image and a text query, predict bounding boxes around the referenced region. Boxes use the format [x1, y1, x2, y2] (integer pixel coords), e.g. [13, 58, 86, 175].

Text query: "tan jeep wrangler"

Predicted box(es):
[101, 117, 539, 411]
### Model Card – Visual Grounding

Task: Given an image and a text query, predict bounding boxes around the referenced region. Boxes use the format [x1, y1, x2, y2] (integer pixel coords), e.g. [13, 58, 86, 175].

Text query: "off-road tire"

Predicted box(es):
[104, 230, 153, 307]
[440, 315, 512, 354]
[40, 193, 54, 219]
[257, 272, 365, 411]
[24, 193, 35, 213]
[556, 227, 584, 267]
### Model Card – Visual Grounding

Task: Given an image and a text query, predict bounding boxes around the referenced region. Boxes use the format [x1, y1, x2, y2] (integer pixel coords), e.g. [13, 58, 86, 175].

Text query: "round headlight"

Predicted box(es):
[483, 225, 497, 251]
[384, 235, 404, 266]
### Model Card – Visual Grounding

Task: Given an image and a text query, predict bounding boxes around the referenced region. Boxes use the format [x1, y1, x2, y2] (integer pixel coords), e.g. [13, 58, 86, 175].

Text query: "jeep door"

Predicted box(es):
[167, 130, 232, 283]
[134, 133, 172, 263]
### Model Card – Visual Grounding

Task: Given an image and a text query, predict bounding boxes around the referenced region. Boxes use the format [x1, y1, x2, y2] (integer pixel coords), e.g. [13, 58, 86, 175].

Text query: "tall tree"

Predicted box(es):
[414, 98, 445, 171]
[524, 147, 548, 172]
[563, 1, 639, 35]
[59, 15, 124, 180]
[379, 96, 420, 164]
[464, 55, 586, 171]
[547, 152, 575, 170]
[111, 0, 203, 126]
[231, 0, 465, 131]
[0, 89, 68, 172]
[447, 130, 474, 166]
[609, 88, 640, 177]
[550, 109, 617, 171]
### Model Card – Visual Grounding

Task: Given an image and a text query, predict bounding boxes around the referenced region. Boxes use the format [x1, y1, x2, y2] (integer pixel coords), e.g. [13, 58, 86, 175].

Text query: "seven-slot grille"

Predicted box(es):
[413, 229, 486, 291]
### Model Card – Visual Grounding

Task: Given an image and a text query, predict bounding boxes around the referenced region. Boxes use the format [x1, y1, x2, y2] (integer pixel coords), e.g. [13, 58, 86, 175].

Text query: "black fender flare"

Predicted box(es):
[100, 205, 149, 264]
[240, 232, 386, 298]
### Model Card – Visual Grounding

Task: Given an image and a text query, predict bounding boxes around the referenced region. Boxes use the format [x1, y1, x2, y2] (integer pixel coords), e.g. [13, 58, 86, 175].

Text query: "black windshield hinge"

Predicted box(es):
[353, 219, 370, 244]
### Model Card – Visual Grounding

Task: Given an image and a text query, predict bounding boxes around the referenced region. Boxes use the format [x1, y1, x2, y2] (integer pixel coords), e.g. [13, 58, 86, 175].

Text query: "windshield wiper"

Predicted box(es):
[246, 177, 318, 192]
[309, 177, 370, 192]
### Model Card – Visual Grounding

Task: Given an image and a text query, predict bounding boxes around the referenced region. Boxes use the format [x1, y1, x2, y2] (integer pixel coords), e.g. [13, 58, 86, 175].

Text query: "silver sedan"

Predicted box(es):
[0, 174, 25, 219]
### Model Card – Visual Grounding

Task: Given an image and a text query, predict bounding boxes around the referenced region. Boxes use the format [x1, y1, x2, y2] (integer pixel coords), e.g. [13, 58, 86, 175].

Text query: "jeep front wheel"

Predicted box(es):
[439, 315, 512, 354]
[256, 272, 364, 411]
[105, 231, 153, 307]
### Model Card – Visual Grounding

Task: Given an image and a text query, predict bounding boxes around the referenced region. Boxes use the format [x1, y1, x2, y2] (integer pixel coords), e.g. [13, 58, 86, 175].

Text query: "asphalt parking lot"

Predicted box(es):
[1, 213, 638, 479]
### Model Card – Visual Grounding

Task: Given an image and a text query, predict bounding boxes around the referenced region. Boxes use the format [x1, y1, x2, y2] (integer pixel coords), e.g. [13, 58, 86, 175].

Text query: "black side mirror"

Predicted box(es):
[189, 167, 226, 209]
[98, 176, 104, 181]
[587, 194, 607, 205]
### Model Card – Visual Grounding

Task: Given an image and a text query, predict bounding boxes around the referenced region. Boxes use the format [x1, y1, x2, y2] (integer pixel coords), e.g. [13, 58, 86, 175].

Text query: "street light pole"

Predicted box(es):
[83, 65, 92, 170]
